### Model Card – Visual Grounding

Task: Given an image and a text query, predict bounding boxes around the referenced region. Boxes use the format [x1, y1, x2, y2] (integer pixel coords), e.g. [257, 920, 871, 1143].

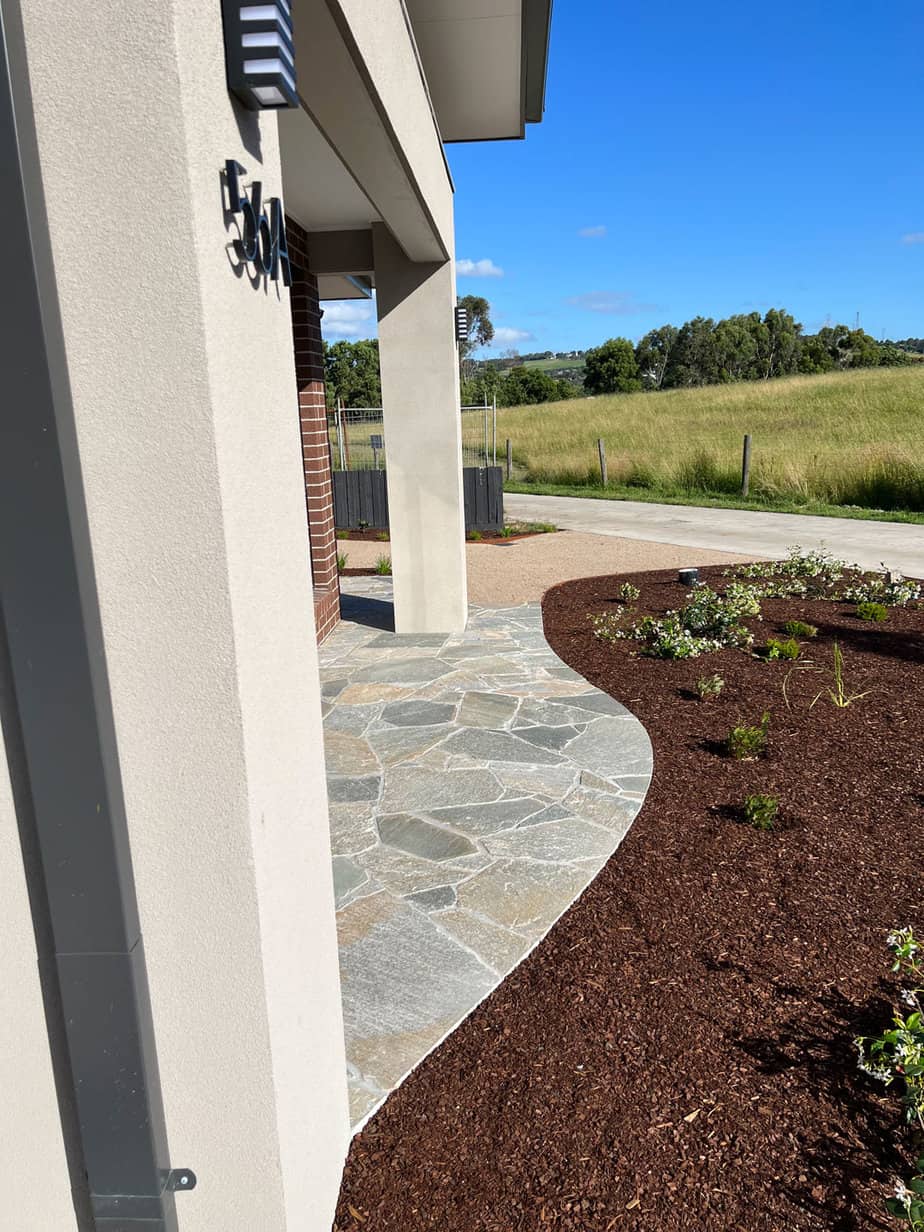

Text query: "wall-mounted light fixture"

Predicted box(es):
[455, 304, 471, 344]
[221, 1, 299, 110]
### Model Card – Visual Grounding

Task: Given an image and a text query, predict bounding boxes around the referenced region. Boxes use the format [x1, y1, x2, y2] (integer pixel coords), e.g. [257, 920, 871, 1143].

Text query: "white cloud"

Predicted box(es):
[901, 232, 924, 245]
[457, 257, 504, 278]
[578, 225, 607, 238]
[320, 299, 376, 339]
[566, 290, 656, 315]
[493, 326, 535, 346]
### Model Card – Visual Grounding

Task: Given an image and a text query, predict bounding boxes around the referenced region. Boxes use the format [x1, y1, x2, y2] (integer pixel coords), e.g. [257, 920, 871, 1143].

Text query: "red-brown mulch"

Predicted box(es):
[334, 565, 924, 1232]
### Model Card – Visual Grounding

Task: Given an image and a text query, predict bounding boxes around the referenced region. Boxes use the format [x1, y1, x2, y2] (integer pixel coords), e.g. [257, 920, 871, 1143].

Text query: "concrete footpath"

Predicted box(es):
[506, 493, 924, 578]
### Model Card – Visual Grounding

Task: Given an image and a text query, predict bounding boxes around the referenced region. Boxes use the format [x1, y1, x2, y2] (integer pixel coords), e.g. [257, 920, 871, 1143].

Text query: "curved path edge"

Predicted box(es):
[320, 577, 653, 1131]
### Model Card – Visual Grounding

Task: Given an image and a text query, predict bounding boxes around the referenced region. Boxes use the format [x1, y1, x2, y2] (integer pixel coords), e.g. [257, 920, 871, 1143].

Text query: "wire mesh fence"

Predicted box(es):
[328, 406, 387, 472]
[460, 400, 498, 469]
[327, 399, 499, 471]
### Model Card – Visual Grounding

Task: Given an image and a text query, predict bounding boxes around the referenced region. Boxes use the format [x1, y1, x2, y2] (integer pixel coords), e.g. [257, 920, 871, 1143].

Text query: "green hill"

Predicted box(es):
[500, 365, 924, 517]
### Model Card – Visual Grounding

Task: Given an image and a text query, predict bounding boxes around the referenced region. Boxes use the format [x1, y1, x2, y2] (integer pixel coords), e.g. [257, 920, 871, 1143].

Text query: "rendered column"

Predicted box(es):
[373, 223, 468, 633]
[8, 0, 350, 1227]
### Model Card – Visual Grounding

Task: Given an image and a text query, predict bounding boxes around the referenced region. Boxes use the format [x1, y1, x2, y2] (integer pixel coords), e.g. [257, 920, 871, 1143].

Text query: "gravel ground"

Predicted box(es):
[337, 531, 756, 606]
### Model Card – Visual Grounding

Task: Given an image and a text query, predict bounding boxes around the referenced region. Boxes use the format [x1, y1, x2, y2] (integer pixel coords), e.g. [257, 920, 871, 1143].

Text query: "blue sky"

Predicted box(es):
[324, 0, 924, 351]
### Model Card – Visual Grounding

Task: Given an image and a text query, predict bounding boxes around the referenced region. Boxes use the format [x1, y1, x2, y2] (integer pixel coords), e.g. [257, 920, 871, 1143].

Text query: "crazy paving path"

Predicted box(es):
[319, 578, 652, 1130]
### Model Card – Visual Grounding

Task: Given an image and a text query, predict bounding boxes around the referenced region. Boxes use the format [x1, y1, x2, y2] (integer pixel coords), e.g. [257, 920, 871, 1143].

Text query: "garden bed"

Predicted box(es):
[334, 561, 923, 1231]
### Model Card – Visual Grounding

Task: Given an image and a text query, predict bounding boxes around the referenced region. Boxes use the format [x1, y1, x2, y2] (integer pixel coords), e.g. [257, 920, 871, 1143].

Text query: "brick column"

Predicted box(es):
[286, 217, 341, 642]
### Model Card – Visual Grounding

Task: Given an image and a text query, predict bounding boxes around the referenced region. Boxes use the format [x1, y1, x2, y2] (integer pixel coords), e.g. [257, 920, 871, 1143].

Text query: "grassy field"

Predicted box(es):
[521, 356, 585, 372]
[499, 365, 924, 515]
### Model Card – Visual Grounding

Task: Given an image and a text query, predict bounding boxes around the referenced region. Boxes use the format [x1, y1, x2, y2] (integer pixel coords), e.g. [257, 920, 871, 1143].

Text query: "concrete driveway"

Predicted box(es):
[506, 493, 924, 577]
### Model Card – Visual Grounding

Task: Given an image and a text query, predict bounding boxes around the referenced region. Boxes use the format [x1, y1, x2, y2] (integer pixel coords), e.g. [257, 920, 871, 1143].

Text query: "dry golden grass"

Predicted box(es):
[497, 366, 924, 510]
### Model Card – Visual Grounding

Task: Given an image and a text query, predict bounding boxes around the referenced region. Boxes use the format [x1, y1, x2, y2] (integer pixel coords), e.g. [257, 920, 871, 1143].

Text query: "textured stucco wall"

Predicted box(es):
[373, 223, 468, 632]
[15, 0, 349, 1226]
[331, 0, 454, 250]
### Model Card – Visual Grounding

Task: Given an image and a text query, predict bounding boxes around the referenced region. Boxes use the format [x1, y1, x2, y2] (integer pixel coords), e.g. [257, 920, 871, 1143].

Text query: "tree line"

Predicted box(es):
[321, 305, 919, 409]
[584, 311, 915, 395]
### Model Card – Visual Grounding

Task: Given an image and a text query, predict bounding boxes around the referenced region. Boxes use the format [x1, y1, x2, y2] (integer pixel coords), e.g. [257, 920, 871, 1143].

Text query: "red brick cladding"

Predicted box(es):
[285, 215, 340, 643]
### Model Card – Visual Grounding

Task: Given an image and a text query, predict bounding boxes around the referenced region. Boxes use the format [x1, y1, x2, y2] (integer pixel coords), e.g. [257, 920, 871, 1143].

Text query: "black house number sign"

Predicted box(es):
[225, 159, 292, 287]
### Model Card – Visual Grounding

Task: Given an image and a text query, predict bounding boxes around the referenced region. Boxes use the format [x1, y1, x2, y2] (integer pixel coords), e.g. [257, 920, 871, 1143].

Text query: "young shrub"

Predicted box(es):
[631, 614, 718, 659]
[743, 793, 778, 830]
[376, 531, 389, 542]
[617, 582, 641, 604]
[336, 529, 349, 540]
[727, 546, 850, 599]
[727, 712, 770, 760]
[842, 567, 921, 608]
[357, 519, 369, 532]
[374, 555, 392, 575]
[336, 551, 348, 574]
[589, 608, 626, 645]
[467, 529, 483, 542]
[857, 928, 924, 1229]
[856, 926, 923, 1128]
[783, 620, 818, 638]
[696, 673, 725, 700]
[855, 600, 889, 622]
[499, 525, 515, 538]
[766, 637, 801, 661]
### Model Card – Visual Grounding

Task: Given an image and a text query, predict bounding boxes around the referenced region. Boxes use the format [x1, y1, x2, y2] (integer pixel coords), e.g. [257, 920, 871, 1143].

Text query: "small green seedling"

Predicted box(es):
[743, 793, 778, 830]
[783, 620, 817, 638]
[617, 582, 641, 603]
[766, 637, 801, 661]
[374, 555, 392, 575]
[336, 529, 349, 540]
[696, 673, 725, 700]
[336, 551, 348, 573]
[727, 712, 770, 760]
[376, 531, 389, 542]
[855, 600, 889, 622]
[467, 529, 483, 542]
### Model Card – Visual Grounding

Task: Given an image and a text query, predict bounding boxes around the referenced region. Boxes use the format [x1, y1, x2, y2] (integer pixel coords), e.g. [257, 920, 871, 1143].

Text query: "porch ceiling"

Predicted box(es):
[277, 107, 379, 236]
[404, 0, 553, 141]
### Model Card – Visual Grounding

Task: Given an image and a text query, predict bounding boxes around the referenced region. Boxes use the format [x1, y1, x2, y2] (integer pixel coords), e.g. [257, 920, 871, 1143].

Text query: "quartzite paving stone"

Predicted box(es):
[424, 796, 549, 836]
[381, 699, 457, 727]
[442, 727, 565, 765]
[321, 577, 653, 1131]
[377, 814, 477, 862]
[456, 691, 519, 728]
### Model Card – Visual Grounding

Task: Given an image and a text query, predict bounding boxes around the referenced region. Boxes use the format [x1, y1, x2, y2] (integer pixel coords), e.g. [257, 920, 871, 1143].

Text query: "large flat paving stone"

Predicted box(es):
[322, 578, 654, 1130]
[377, 814, 477, 862]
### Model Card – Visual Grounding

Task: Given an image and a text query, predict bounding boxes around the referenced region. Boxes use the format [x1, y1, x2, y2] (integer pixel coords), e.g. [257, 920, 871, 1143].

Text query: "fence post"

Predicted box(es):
[506, 438, 512, 480]
[482, 402, 488, 468]
[597, 438, 607, 487]
[741, 433, 752, 497]
[336, 399, 346, 471]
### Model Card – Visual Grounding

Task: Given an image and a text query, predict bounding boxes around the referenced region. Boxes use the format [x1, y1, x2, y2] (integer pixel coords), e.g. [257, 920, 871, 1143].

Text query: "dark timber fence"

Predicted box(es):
[333, 466, 504, 534]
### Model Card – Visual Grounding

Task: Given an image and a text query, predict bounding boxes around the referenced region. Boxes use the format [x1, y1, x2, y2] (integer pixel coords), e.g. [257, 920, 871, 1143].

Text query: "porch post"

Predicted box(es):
[372, 223, 468, 633]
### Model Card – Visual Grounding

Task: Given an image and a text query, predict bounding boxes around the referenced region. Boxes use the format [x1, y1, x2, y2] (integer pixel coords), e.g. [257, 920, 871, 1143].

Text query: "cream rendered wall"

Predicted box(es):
[16, 0, 349, 1227]
[373, 223, 468, 632]
[331, 0, 455, 253]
